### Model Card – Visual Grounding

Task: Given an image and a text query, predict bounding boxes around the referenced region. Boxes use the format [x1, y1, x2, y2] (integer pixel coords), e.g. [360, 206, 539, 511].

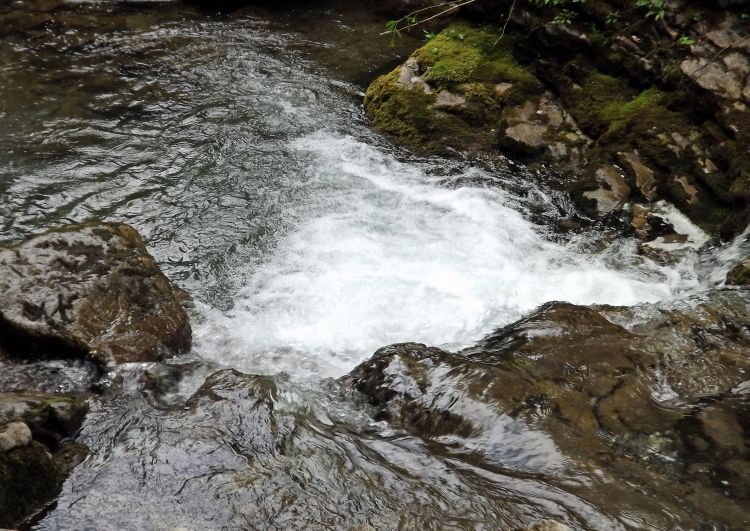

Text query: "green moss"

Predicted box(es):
[0, 442, 63, 527]
[414, 24, 542, 94]
[600, 87, 666, 135]
[364, 69, 481, 152]
[562, 72, 632, 137]
[416, 30, 482, 85]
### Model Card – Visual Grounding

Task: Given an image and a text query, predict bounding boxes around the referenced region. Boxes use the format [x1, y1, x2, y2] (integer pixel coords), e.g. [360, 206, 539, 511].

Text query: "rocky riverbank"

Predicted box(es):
[364, 0, 750, 239]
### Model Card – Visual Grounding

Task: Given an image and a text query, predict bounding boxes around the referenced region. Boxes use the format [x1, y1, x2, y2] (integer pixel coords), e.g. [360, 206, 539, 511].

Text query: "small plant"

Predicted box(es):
[636, 0, 666, 21]
[383, 0, 478, 47]
[553, 9, 576, 24]
[606, 10, 620, 27]
[423, 29, 437, 41]
[445, 28, 466, 40]
[678, 35, 695, 46]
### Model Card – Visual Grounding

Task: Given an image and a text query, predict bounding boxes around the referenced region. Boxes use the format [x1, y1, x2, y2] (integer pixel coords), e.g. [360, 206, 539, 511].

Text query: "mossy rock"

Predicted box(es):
[0, 441, 63, 527]
[364, 23, 543, 153]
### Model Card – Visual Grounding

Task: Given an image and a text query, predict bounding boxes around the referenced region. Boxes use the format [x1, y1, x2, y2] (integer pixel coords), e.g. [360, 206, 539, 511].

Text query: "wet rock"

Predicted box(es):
[0, 422, 32, 453]
[726, 257, 750, 286]
[350, 290, 750, 525]
[44, 367, 584, 530]
[620, 151, 656, 201]
[502, 123, 547, 155]
[582, 165, 631, 214]
[0, 223, 191, 368]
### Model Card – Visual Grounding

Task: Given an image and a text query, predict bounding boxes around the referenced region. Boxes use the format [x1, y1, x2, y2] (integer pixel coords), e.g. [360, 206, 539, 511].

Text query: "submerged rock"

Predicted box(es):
[349, 290, 750, 527]
[41, 367, 598, 530]
[517, 520, 571, 531]
[727, 256, 750, 286]
[0, 223, 191, 368]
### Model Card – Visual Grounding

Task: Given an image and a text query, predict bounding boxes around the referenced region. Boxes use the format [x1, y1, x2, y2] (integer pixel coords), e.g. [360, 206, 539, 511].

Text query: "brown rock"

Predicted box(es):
[726, 257, 750, 286]
[583, 165, 631, 214]
[620, 151, 657, 201]
[0, 223, 191, 368]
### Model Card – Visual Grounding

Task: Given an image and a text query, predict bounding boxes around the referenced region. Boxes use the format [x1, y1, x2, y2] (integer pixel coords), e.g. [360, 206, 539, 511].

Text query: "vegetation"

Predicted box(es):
[383, 0, 670, 45]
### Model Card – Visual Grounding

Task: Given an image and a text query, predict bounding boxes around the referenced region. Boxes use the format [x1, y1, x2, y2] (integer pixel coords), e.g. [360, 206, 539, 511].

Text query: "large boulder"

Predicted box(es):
[0, 223, 191, 368]
[349, 290, 750, 527]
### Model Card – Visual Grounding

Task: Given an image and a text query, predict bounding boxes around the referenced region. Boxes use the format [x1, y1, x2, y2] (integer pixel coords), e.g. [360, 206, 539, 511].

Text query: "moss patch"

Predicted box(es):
[600, 87, 666, 136]
[364, 23, 543, 153]
[415, 24, 542, 98]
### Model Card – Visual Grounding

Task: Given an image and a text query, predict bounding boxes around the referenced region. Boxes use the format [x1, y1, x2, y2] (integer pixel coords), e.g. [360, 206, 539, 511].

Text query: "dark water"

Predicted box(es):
[1, 1, 747, 529]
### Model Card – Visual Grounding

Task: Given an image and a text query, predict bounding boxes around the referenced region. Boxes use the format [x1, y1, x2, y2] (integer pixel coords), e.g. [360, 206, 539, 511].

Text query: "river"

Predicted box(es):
[0, 1, 744, 529]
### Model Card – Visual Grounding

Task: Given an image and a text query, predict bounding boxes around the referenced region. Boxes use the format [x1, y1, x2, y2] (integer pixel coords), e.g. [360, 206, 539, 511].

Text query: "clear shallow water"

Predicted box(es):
[1, 1, 747, 529]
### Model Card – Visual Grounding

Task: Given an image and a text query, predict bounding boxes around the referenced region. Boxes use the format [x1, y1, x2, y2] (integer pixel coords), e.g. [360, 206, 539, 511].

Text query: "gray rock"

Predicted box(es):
[726, 257, 750, 285]
[0, 422, 31, 452]
[432, 89, 466, 111]
[503, 123, 548, 151]
[681, 58, 744, 100]
[0, 223, 191, 368]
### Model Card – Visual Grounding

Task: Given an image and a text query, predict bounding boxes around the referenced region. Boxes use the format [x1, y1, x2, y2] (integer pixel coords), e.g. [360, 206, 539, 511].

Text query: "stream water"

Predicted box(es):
[1, 1, 747, 529]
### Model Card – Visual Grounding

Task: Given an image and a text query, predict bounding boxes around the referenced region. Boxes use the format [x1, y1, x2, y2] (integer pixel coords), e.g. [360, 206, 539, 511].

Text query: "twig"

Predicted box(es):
[379, 0, 480, 36]
[495, 0, 517, 45]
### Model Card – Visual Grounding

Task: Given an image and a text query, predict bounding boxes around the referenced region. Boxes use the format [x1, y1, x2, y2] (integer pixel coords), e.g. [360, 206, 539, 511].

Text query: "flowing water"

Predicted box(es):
[1, 1, 748, 529]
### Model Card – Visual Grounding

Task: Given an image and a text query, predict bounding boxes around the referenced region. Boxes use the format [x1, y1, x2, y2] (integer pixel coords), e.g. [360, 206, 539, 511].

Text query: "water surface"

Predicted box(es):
[0, 1, 742, 529]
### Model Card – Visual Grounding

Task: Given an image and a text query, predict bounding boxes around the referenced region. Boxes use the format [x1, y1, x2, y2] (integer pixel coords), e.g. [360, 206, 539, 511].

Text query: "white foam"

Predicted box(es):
[193, 132, 701, 378]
